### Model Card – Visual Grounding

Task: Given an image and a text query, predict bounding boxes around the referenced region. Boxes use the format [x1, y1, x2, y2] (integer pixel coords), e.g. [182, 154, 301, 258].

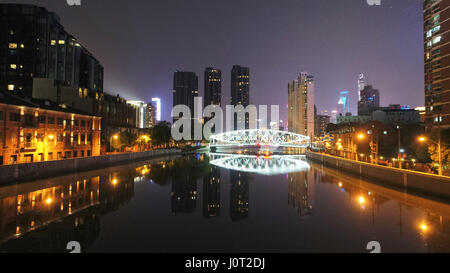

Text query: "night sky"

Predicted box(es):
[8, 0, 424, 122]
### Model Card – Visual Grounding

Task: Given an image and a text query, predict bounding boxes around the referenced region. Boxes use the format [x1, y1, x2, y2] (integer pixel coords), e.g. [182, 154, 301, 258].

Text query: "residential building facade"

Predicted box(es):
[0, 4, 103, 98]
[424, 0, 450, 131]
[288, 72, 315, 139]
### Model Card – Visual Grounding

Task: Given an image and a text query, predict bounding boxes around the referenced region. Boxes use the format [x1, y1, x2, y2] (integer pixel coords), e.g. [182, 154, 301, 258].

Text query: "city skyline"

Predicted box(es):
[2, 0, 423, 122]
[2, 0, 450, 257]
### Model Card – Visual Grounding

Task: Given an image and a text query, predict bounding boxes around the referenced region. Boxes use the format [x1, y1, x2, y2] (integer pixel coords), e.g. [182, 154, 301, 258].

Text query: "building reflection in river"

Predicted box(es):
[288, 170, 314, 217]
[0, 167, 135, 252]
[230, 171, 250, 221]
[203, 166, 221, 218]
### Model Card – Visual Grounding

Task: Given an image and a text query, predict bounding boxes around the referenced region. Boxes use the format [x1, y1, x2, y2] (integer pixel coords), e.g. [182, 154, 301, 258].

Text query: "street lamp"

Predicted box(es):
[418, 135, 442, 176]
[110, 134, 119, 152]
[397, 125, 402, 169]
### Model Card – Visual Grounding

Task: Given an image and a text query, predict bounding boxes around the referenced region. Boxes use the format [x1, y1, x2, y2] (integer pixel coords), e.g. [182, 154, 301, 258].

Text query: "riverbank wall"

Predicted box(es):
[0, 149, 180, 184]
[306, 151, 450, 200]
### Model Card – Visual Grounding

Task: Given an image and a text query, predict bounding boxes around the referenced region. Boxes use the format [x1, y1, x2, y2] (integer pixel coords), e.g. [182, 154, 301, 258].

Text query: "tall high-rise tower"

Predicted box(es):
[358, 85, 380, 116]
[358, 73, 366, 101]
[424, 0, 450, 131]
[231, 65, 250, 129]
[204, 67, 222, 107]
[288, 72, 315, 139]
[173, 71, 198, 122]
[337, 90, 350, 115]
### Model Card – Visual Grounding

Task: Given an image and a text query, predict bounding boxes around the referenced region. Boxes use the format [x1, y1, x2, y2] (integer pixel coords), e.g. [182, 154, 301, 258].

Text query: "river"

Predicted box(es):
[0, 153, 449, 253]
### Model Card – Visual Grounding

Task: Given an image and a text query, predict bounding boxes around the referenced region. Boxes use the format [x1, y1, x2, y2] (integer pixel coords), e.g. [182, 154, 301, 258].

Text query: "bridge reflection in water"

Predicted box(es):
[209, 153, 310, 175]
[0, 155, 450, 252]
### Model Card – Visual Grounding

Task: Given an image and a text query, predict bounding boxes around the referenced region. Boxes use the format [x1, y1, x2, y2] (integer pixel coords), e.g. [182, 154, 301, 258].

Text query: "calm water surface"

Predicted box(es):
[0, 153, 449, 253]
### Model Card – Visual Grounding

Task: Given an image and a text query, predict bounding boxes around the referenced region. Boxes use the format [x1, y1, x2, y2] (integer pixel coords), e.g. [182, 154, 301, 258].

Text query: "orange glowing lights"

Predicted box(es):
[358, 196, 366, 204]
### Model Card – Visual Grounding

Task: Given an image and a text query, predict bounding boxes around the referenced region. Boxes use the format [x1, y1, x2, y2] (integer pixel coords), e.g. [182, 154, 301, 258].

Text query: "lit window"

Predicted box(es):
[433, 35, 442, 45]
[433, 25, 441, 33]
[20, 44, 24, 49]
[58, 40, 65, 45]
[10, 64, 17, 70]
[50, 40, 56, 46]
[8, 84, 14, 91]
[8, 43, 17, 49]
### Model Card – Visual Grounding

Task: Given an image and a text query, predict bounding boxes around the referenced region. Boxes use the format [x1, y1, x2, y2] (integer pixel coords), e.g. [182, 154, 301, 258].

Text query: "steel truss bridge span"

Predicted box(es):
[209, 129, 310, 149]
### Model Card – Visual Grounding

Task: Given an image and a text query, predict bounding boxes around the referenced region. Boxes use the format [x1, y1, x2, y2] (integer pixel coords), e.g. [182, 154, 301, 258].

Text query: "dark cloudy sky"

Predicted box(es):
[8, 0, 423, 122]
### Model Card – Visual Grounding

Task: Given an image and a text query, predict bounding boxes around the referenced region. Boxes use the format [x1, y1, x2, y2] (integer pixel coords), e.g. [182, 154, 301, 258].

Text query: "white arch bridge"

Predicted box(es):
[209, 129, 310, 154]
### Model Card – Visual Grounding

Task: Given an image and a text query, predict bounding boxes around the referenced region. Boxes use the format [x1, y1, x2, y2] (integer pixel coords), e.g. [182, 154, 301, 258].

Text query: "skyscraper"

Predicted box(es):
[145, 102, 157, 128]
[358, 85, 380, 116]
[0, 4, 103, 98]
[151, 97, 161, 122]
[204, 67, 222, 107]
[127, 101, 147, 128]
[337, 90, 350, 115]
[173, 71, 198, 123]
[424, 0, 450, 131]
[231, 65, 250, 129]
[358, 73, 367, 101]
[288, 72, 315, 139]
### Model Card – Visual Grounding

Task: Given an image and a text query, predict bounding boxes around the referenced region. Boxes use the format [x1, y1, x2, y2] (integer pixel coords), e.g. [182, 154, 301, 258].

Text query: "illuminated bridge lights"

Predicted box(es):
[209, 129, 310, 148]
[209, 153, 310, 175]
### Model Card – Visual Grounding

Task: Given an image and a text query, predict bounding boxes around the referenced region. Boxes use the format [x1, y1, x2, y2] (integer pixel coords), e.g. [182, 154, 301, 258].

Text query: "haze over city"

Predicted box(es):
[5, 0, 423, 121]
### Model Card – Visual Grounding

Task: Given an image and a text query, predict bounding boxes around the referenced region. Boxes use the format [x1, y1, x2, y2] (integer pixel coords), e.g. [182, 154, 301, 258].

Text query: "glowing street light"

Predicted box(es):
[358, 196, 366, 204]
[418, 135, 442, 176]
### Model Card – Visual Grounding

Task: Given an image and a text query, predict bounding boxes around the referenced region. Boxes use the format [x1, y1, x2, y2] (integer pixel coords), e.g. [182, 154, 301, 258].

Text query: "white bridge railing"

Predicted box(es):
[209, 129, 310, 148]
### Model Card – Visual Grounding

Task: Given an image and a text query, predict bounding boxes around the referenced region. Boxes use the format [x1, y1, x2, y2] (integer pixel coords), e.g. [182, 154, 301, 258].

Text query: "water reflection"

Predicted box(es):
[209, 153, 310, 175]
[0, 169, 134, 252]
[230, 171, 250, 221]
[1, 154, 450, 252]
[288, 171, 314, 217]
[203, 166, 221, 218]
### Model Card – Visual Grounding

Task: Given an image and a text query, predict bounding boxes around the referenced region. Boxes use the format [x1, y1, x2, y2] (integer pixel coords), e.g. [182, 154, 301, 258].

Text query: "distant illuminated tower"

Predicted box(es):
[204, 67, 222, 107]
[151, 97, 161, 121]
[145, 102, 156, 128]
[358, 85, 380, 115]
[231, 65, 250, 129]
[337, 91, 350, 115]
[288, 72, 315, 139]
[358, 74, 366, 101]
